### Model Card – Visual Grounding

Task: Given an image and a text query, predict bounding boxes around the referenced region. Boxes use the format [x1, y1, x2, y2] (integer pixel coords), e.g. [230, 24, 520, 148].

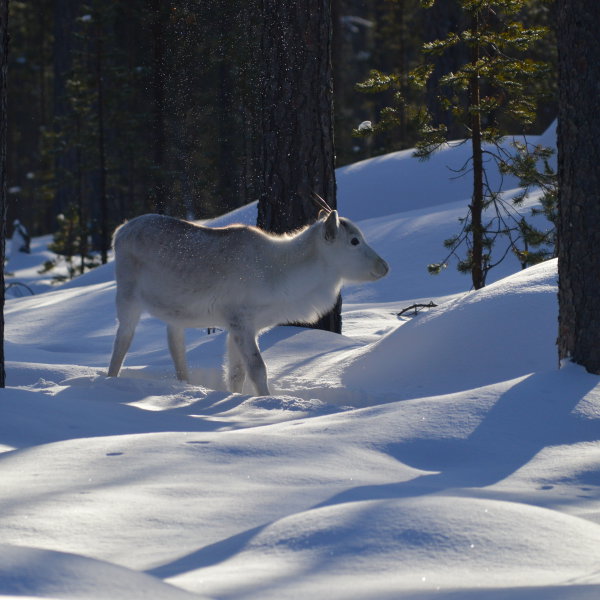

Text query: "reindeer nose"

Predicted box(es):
[373, 257, 389, 279]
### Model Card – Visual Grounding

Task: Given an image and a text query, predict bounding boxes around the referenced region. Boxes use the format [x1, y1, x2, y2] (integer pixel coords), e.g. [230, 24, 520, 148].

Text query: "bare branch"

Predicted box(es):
[396, 301, 438, 318]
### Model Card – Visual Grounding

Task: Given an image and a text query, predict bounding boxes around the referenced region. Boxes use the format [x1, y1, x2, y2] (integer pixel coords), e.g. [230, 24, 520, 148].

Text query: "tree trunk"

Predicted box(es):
[469, 9, 485, 291]
[52, 0, 78, 221]
[0, 0, 7, 387]
[215, 18, 238, 215]
[256, 0, 340, 332]
[556, 0, 600, 372]
[150, 0, 167, 214]
[95, 14, 109, 265]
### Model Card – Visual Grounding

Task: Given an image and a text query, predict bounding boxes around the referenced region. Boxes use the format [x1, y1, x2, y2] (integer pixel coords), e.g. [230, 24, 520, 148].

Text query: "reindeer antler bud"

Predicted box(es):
[311, 192, 333, 215]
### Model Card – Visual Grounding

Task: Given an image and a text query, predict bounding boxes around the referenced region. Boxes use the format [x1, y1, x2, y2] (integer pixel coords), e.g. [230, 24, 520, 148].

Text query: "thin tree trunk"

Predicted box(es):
[398, 0, 407, 143]
[556, 0, 600, 372]
[75, 115, 85, 275]
[38, 6, 48, 126]
[469, 9, 485, 290]
[151, 0, 167, 215]
[0, 0, 7, 387]
[52, 0, 78, 223]
[95, 15, 108, 264]
[256, 0, 340, 332]
[216, 55, 238, 213]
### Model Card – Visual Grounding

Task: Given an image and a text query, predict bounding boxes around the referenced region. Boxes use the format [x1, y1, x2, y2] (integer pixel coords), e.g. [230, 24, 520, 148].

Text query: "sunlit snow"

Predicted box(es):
[4, 121, 600, 600]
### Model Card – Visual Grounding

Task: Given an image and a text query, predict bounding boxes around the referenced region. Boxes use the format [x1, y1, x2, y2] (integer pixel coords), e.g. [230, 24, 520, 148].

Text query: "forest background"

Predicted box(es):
[6, 0, 557, 249]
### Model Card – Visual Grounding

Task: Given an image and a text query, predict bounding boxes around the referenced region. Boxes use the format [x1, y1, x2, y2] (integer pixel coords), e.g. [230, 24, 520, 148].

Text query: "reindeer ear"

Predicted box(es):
[324, 210, 340, 242]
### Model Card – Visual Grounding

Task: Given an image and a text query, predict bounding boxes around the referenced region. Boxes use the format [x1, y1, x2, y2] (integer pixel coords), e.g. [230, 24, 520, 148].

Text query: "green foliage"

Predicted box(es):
[419, 2, 549, 134]
[499, 140, 557, 267]
[353, 0, 557, 288]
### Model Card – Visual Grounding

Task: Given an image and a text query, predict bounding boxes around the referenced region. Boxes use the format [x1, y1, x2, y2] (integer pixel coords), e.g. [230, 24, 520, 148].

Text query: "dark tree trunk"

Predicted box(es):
[215, 11, 239, 215]
[95, 14, 109, 265]
[0, 0, 7, 387]
[150, 0, 167, 214]
[469, 9, 485, 291]
[52, 0, 78, 220]
[556, 0, 600, 372]
[256, 0, 340, 333]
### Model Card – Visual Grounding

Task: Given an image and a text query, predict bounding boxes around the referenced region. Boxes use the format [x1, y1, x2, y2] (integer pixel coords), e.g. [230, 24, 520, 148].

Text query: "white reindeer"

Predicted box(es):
[107, 202, 389, 395]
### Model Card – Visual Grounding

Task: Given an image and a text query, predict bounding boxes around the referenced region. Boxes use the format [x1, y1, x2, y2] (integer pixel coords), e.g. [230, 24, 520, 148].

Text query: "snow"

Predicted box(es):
[4, 121, 600, 600]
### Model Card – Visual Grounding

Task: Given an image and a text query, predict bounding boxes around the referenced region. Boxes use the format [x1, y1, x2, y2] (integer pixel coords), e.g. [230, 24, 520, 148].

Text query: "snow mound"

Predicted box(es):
[187, 496, 600, 599]
[344, 259, 558, 398]
[204, 201, 258, 227]
[337, 138, 547, 222]
[57, 261, 115, 289]
[0, 544, 205, 600]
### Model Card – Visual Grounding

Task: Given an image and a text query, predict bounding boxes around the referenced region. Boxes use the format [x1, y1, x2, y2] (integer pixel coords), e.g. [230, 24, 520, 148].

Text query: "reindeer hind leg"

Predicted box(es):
[167, 324, 189, 381]
[108, 297, 142, 377]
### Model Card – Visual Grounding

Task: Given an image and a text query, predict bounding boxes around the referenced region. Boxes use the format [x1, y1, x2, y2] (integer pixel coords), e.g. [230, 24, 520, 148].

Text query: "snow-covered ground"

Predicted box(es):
[4, 122, 600, 600]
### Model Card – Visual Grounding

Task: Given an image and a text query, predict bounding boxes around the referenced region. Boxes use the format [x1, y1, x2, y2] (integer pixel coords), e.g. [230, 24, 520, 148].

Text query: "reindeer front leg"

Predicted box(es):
[228, 326, 270, 396]
[167, 324, 190, 381]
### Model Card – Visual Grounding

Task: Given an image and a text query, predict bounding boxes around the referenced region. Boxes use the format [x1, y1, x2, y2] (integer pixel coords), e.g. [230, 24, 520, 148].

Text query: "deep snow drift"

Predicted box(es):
[3, 122, 600, 600]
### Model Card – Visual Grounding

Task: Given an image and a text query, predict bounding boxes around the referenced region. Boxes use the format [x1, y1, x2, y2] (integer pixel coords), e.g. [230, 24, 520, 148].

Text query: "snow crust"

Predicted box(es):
[5, 121, 600, 600]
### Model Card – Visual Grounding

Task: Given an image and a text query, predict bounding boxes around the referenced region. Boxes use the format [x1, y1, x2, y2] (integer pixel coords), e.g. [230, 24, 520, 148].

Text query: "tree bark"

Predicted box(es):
[52, 0, 78, 220]
[469, 9, 485, 290]
[256, 0, 337, 230]
[95, 13, 109, 264]
[556, 0, 600, 372]
[215, 8, 239, 215]
[256, 0, 340, 332]
[150, 0, 167, 214]
[0, 0, 7, 387]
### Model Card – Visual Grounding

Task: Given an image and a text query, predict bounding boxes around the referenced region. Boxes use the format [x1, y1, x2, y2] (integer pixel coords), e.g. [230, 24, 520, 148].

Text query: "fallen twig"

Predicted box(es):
[396, 301, 438, 318]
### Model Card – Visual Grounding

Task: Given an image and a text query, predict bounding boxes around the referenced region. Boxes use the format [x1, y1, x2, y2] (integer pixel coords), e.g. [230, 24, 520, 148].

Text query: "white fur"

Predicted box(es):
[107, 211, 389, 395]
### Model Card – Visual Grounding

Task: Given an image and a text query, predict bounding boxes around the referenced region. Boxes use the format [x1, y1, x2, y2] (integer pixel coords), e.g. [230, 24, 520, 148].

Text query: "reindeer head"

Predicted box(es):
[312, 193, 389, 283]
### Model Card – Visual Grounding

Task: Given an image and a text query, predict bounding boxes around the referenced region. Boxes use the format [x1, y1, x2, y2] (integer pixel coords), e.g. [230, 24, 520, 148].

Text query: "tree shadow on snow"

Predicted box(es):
[319, 367, 600, 505]
[141, 367, 600, 594]
[0, 377, 258, 450]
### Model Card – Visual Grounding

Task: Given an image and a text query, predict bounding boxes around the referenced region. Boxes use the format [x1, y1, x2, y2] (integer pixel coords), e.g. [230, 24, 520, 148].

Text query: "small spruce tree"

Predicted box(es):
[40, 204, 99, 281]
[420, 0, 551, 288]
[359, 0, 551, 289]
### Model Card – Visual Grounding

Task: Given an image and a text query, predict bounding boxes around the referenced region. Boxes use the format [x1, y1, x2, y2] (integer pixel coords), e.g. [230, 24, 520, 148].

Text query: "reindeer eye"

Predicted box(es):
[351, 237, 360, 246]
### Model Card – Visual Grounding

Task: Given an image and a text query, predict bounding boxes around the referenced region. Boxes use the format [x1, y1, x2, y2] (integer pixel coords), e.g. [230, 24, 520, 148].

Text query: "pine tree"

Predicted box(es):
[359, 0, 551, 289]
[418, 0, 550, 289]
